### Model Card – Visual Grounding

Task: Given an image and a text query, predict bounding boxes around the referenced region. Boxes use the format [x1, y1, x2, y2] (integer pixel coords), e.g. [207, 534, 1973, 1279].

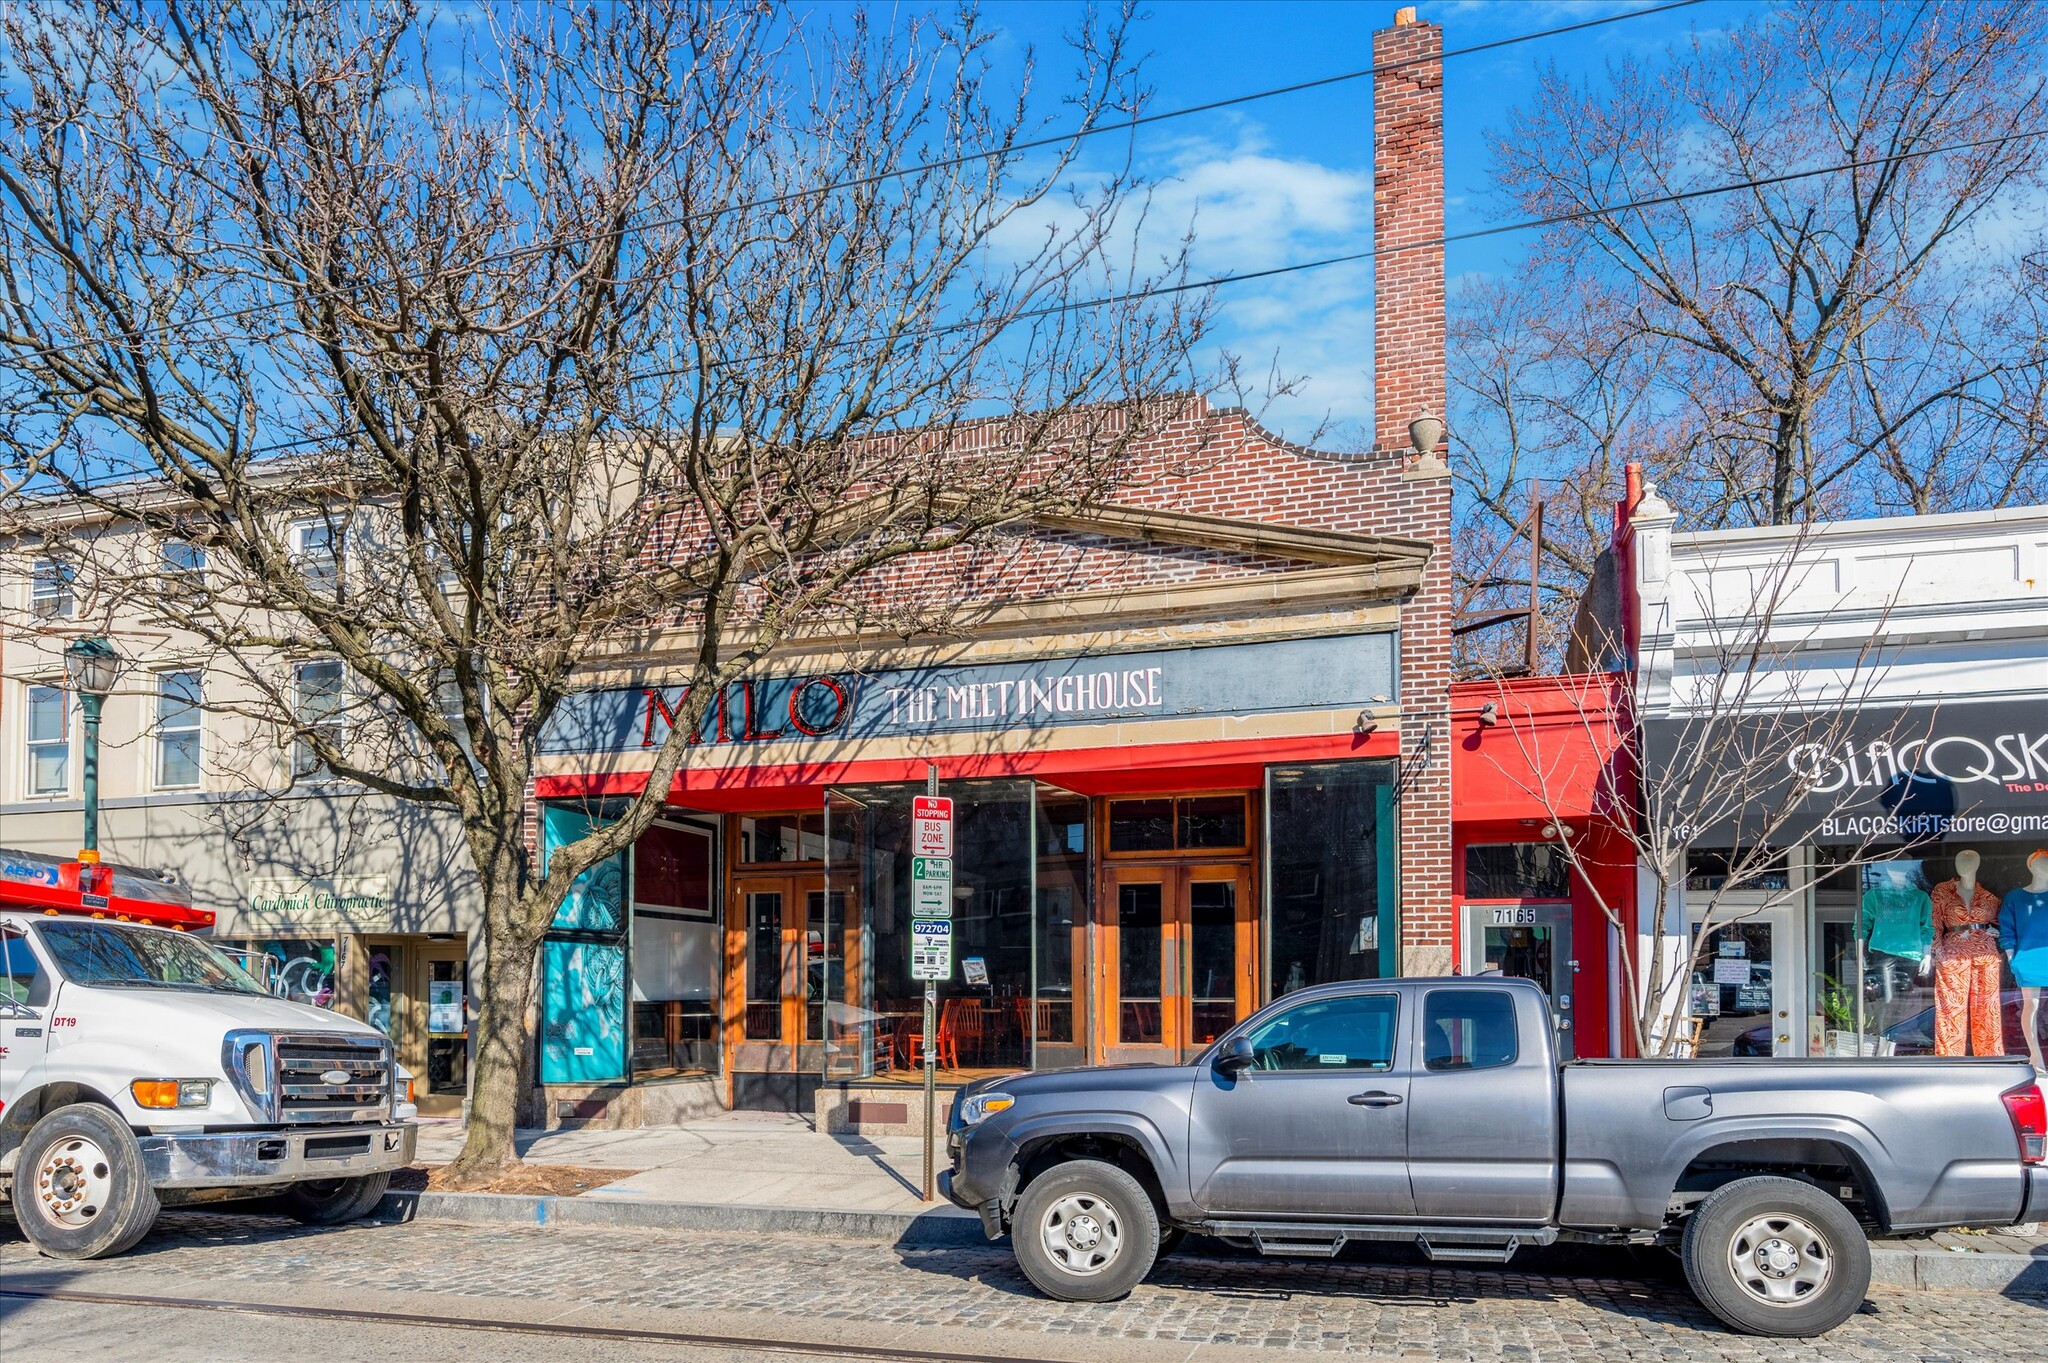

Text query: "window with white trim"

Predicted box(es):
[294, 660, 346, 777]
[26, 684, 71, 795]
[292, 520, 338, 592]
[31, 559, 75, 619]
[155, 670, 203, 789]
[163, 540, 207, 581]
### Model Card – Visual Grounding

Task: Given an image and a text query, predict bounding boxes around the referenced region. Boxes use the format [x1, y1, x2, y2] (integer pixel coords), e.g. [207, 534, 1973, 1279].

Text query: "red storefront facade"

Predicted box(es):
[1450, 674, 1638, 1059]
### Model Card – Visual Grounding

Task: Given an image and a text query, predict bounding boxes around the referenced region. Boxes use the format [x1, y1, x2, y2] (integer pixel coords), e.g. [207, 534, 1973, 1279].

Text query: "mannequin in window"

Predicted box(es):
[1999, 849, 2048, 1075]
[1932, 849, 2003, 1057]
[1860, 861, 1933, 1001]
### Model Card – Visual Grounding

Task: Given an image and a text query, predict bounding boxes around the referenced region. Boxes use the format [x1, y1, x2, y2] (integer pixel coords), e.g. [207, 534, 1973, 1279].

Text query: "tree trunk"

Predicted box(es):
[442, 886, 543, 1186]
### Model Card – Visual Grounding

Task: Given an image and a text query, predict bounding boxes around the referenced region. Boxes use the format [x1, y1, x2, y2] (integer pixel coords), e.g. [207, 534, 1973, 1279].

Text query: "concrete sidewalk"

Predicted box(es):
[412, 1110, 951, 1215]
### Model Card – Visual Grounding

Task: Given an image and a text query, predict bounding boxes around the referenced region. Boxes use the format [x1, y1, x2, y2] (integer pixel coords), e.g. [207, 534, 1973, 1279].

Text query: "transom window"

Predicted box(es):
[736, 812, 850, 865]
[1463, 842, 1571, 899]
[1106, 795, 1248, 853]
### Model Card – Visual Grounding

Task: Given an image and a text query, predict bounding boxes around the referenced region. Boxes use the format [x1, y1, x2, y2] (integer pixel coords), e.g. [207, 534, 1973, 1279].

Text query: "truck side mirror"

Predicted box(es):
[1215, 1035, 1256, 1077]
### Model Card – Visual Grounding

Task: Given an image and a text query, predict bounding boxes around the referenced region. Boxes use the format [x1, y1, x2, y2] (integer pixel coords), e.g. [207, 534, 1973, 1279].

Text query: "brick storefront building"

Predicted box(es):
[518, 12, 1454, 1122]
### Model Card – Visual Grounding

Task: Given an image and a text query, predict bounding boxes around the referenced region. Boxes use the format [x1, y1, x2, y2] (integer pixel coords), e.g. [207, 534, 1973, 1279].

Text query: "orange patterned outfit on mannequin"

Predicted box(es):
[1932, 878, 2004, 1057]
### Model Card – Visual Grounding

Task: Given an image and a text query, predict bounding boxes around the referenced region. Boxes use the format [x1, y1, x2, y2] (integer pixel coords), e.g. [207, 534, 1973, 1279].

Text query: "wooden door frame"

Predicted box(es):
[414, 938, 470, 1117]
[1096, 860, 1258, 1065]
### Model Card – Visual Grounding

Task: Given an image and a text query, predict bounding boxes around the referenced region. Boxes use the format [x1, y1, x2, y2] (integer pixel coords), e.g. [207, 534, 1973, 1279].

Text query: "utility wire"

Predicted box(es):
[619, 124, 2048, 377]
[224, 121, 2048, 461]
[0, 0, 1703, 367]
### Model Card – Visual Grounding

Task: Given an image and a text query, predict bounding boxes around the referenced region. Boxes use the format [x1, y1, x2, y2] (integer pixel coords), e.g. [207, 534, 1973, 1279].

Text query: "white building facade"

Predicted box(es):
[1631, 500, 2048, 1065]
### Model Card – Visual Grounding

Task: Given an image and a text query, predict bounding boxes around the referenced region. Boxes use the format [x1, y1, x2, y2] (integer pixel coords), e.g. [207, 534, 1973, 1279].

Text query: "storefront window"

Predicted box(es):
[1266, 760, 1397, 995]
[1032, 792, 1090, 1068]
[630, 820, 719, 1076]
[1809, 844, 2047, 1064]
[255, 937, 338, 1008]
[852, 780, 1033, 1076]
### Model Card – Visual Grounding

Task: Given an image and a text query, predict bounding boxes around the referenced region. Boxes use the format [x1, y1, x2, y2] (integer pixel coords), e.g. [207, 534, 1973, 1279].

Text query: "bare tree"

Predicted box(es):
[1449, 275, 1682, 676]
[1456, 0, 2048, 626]
[0, 0, 1215, 1181]
[1474, 510, 1935, 1057]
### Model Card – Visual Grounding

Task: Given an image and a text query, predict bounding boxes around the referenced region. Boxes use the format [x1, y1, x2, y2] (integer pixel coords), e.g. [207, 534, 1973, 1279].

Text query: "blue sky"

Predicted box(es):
[972, 0, 1762, 442]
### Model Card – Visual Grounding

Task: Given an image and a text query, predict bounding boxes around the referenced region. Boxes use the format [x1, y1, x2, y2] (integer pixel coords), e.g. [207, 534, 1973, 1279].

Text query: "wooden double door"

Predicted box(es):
[726, 873, 861, 1076]
[1099, 863, 1258, 1064]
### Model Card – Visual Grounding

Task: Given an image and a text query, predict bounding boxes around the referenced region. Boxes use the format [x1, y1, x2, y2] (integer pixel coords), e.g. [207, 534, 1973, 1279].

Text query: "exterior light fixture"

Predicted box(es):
[1477, 701, 1499, 727]
[64, 634, 121, 698]
[62, 636, 122, 863]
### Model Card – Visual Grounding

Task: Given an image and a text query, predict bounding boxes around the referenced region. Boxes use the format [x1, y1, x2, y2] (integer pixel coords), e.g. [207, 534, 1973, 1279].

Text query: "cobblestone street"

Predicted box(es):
[1, 1210, 2040, 1362]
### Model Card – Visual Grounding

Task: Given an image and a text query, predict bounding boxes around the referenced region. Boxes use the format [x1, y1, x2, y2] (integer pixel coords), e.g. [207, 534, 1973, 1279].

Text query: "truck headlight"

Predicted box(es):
[958, 1092, 1014, 1127]
[132, 1079, 214, 1109]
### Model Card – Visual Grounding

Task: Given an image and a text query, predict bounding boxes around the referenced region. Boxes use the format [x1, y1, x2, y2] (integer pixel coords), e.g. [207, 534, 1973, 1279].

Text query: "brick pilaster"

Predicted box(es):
[1375, 10, 1453, 975]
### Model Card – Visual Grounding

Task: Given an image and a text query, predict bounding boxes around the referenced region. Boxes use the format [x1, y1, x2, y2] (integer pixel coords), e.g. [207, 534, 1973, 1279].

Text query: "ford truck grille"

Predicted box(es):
[272, 1034, 391, 1124]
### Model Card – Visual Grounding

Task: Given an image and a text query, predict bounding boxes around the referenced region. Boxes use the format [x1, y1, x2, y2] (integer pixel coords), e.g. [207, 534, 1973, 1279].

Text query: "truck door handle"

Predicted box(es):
[1348, 1091, 1402, 1107]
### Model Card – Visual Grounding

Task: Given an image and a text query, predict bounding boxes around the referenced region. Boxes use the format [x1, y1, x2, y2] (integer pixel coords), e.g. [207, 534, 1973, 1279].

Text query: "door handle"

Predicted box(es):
[1348, 1091, 1403, 1107]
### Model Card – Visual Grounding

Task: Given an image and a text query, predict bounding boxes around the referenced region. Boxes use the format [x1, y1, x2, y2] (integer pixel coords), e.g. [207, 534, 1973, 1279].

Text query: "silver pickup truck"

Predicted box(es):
[943, 976, 2047, 1338]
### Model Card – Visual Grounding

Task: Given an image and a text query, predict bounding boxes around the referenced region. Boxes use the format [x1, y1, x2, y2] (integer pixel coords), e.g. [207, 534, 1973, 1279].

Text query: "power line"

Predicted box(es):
[221, 120, 2048, 462]
[1, 1, 1703, 367]
[486, 0, 1711, 266]
[613, 123, 2048, 380]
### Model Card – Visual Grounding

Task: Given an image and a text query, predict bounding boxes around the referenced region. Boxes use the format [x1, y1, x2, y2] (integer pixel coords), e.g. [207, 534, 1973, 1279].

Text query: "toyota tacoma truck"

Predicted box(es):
[943, 977, 2046, 1337]
[0, 881, 417, 1260]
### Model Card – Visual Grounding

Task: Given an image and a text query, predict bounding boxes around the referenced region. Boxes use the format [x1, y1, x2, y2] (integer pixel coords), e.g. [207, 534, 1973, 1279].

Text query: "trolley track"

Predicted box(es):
[0, 1284, 1090, 1363]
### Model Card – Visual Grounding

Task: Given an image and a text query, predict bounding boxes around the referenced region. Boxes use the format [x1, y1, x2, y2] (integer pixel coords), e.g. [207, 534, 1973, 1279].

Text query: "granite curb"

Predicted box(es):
[376, 1188, 986, 1246]
[1870, 1241, 2048, 1292]
[378, 1190, 2047, 1293]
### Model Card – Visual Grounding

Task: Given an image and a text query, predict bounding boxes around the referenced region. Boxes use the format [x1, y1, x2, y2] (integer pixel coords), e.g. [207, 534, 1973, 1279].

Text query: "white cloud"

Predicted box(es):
[987, 123, 1381, 441]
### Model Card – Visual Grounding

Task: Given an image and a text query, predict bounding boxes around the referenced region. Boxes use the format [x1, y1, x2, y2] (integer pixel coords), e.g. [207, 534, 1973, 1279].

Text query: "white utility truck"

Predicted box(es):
[1, 848, 417, 1259]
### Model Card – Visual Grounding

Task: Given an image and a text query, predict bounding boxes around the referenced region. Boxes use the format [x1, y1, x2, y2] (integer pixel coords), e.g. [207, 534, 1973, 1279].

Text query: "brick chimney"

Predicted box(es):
[1372, 7, 1445, 463]
[1374, 8, 1455, 978]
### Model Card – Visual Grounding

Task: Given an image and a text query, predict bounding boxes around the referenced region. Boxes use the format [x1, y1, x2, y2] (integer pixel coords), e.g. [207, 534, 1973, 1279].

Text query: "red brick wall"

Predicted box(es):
[1376, 13, 1453, 974]
[579, 12, 1458, 983]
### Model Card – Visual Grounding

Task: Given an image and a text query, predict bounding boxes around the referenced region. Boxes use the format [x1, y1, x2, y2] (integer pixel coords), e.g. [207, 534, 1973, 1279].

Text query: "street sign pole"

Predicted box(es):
[922, 764, 939, 1203]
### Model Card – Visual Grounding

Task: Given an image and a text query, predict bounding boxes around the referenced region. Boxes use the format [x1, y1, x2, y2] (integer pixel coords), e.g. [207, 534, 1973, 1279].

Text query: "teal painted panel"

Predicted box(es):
[539, 938, 627, 1083]
[542, 804, 627, 933]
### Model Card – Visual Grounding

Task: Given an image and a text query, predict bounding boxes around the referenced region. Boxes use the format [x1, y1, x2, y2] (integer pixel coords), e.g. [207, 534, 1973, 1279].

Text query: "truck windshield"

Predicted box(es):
[34, 920, 268, 996]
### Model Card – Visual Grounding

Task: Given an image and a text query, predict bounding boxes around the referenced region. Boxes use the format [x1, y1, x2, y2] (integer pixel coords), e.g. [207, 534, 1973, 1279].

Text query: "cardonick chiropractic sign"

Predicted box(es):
[1647, 701, 2048, 846]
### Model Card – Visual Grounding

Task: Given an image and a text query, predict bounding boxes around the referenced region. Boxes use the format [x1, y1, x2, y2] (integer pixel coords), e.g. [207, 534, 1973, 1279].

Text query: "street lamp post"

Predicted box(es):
[63, 636, 122, 863]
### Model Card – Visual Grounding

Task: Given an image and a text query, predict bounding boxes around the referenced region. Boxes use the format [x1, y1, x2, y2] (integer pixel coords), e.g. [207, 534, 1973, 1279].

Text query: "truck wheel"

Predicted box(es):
[280, 1172, 392, 1225]
[1681, 1175, 1870, 1337]
[1012, 1159, 1159, 1302]
[15, 1103, 161, 1260]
